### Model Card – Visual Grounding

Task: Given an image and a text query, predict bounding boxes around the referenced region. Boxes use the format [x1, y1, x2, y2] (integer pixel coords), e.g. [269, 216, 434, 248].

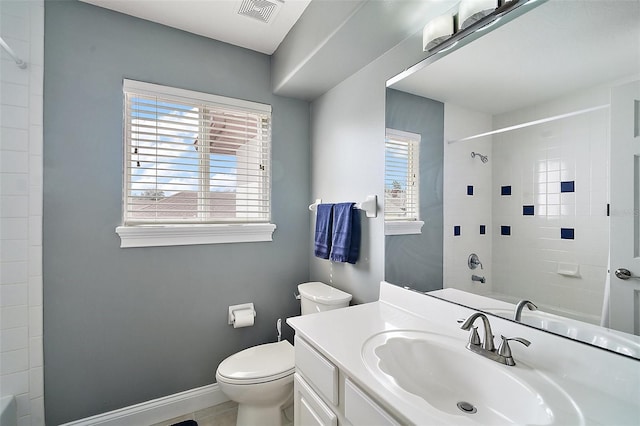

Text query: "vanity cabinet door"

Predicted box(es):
[294, 373, 338, 426]
[344, 378, 400, 426]
[295, 335, 339, 405]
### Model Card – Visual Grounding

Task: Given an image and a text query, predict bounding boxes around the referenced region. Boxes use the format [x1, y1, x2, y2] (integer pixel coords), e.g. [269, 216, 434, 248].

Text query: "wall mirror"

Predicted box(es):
[385, 0, 640, 359]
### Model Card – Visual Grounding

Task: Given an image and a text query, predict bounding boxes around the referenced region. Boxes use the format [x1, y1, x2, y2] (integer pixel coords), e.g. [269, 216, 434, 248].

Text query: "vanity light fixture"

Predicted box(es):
[474, 16, 502, 32]
[422, 0, 531, 54]
[390, 0, 545, 87]
[423, 12, 456, 52]
[458, 0, 499, 30]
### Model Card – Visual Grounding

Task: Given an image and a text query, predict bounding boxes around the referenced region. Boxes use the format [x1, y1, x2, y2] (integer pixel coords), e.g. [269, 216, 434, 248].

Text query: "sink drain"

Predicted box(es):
[457, 401, 477, 414]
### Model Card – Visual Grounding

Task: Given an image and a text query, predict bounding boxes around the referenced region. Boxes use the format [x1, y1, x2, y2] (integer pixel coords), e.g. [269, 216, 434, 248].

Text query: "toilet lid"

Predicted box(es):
[217, 340, 294, 384]
[298, 282, 352, 305]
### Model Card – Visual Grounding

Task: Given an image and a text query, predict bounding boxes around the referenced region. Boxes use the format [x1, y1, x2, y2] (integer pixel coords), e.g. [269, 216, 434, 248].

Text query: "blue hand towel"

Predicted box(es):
[314, 203, 334, 259]
[347, 206, 361, 264]
[330, 203, 361, 264]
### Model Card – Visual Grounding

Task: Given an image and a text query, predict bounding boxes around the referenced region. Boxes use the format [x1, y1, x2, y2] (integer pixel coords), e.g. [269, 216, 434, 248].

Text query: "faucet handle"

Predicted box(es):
[468, 326, 481, 346]
[468, 253, 483, 269]
[498, 335, 531, 358]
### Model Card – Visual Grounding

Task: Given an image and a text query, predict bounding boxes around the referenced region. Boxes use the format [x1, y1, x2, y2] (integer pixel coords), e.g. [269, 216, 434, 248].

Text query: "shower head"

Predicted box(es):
[471, 151, 488, 163]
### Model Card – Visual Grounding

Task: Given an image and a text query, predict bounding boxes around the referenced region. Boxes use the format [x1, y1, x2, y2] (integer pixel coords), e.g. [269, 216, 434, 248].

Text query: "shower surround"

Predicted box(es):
[444, 85, 610, 323]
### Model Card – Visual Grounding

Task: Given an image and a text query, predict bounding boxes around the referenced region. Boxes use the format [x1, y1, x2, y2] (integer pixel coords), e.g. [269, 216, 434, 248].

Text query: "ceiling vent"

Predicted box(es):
[237, 0, 284, 24]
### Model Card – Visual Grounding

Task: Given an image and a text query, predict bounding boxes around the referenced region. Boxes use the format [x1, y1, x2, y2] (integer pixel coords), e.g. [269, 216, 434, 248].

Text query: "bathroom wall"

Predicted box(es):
[0, 1, 45, 425]
[43, 1, 310, 424]
[307, 16, 447, 303]
[308, 64, 385, 303]
[443, 104, 493, 296]
[385, 89, 444, 292]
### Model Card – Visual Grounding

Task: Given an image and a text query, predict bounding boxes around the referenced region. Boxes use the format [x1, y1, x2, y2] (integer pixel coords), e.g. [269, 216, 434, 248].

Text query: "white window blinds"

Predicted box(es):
[122, 80, 271, 225]
[385, 128, 420, 221]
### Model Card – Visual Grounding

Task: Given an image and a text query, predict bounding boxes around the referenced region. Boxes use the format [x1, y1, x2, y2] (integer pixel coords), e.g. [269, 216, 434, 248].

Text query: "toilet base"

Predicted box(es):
[236, 397, 293, 426]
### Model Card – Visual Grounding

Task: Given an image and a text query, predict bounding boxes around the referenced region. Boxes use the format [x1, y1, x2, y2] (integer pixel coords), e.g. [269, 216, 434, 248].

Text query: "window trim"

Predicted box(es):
[117, 80, 275, 248]
[116, 223, 276, 248]
[384, 128, 421, 235]
[385, 220, 425, 236]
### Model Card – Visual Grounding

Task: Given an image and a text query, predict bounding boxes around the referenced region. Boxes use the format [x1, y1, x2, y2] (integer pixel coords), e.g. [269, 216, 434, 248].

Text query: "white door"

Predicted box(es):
[610, 80, 640, 335]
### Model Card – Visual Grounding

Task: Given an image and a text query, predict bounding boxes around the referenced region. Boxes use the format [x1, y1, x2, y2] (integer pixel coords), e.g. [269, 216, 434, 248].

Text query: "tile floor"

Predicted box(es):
[150, 400, 238, 426]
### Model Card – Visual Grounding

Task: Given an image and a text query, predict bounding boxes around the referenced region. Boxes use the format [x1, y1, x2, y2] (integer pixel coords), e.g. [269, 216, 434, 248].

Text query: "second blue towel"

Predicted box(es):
[330, 203, 361, 264]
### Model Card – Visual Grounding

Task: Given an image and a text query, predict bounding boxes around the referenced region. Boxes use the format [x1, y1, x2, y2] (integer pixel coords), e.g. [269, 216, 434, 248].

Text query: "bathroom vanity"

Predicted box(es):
[293, 336, 398, 425]
[287, 282, 639, 425]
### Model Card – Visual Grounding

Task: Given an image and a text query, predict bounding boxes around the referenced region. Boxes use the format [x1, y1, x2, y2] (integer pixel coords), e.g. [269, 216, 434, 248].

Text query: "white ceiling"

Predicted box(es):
[390, 0, 640, 115]
[79, 0, 312, 54]
[79, 0, 458, 101]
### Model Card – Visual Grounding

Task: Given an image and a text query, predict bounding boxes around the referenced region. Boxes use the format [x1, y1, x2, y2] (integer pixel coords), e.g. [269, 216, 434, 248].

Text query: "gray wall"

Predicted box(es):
[385, 89, 444, 292]
[43, 1, 310, 424]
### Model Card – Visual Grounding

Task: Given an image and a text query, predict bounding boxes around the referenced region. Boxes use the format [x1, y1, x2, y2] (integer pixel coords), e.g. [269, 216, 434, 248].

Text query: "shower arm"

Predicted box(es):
[0, 37, 27, 69]
[471, 152, 488, 163]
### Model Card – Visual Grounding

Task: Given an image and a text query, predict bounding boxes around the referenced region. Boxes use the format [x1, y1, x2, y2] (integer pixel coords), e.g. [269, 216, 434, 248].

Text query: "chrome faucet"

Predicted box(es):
[460, 312, 495, 351]
[514, 300, 537, 321]
[460, 313, 530, 366]
[471, 275, 486, 283]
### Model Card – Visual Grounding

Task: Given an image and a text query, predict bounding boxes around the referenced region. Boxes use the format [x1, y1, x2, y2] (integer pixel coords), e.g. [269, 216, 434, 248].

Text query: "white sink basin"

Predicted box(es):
[485, 309, 640, 358]
[362, 330, 583, 425]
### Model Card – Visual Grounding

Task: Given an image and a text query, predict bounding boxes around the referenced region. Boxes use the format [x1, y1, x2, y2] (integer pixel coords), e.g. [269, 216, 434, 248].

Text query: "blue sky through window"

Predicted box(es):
[385, 141, 410, 191]
[129, 98, 238, 197]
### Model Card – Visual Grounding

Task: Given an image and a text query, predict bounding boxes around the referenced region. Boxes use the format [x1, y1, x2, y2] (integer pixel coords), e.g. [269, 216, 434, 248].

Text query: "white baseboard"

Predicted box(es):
[60, 383, 229, 426]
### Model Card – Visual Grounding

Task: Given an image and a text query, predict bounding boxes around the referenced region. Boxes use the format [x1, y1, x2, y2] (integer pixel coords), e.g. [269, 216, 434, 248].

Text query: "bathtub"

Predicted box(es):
[0, 396, 17, 426]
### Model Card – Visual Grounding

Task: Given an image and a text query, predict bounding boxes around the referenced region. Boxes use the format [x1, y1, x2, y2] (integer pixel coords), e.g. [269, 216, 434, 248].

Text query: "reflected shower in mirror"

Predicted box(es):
[384, 0, 640, 358]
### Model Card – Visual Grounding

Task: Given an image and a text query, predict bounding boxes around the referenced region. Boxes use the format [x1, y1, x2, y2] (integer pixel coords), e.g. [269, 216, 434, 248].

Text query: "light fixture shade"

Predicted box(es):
[458, 0, 498, 30]
[423, 13, 455, 52]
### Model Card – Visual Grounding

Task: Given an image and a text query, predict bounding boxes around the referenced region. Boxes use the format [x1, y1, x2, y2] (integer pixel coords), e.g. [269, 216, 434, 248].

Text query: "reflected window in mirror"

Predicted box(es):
[385, 129, 422, 235]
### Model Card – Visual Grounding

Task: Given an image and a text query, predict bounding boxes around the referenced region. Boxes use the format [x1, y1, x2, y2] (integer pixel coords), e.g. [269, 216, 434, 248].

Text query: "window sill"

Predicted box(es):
[385, 220, 424, 236]
[115, 223, 277, 248]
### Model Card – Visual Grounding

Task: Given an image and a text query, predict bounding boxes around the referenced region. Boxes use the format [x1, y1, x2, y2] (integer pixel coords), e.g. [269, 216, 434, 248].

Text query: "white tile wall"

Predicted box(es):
[443, 86, 611, 325]
[490, 88, 610, 323]
[443, 103, 493, 296]
[0, 1, 44, 425]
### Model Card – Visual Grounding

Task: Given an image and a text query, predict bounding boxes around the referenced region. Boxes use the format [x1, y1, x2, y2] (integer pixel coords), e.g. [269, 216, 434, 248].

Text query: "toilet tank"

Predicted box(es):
[298, 282, 352, 315]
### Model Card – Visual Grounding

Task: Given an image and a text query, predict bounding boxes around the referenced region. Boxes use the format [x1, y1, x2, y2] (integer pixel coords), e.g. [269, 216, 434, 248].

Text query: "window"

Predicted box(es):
[384, 128, 423, 235]
[116, 80, 275, 247]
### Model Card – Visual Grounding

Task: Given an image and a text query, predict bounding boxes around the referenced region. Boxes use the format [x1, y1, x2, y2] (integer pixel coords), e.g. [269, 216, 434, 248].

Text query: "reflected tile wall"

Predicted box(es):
[444, 88, 610, 324]
[491, 106, 609, 323]
[0, 1, 44, 425]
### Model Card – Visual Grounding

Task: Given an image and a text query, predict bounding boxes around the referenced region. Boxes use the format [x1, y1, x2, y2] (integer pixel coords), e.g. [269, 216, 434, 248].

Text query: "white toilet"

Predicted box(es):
[215, 282, 352, 426]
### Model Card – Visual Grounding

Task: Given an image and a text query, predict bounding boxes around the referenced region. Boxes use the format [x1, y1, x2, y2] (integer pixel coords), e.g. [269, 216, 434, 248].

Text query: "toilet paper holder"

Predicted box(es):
[228, 303, 257, 325]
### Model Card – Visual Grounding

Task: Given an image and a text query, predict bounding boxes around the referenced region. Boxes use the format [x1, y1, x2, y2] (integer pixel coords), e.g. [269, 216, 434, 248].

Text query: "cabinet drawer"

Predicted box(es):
[295, 335, 338, 405]
[294, 373, 337, 426]
[345, 378, 399, 426]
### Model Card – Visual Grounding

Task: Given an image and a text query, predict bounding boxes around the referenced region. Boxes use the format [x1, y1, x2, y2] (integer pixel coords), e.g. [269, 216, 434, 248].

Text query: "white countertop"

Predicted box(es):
[287, 282, 640, 425]
[289, 300, 450, 424]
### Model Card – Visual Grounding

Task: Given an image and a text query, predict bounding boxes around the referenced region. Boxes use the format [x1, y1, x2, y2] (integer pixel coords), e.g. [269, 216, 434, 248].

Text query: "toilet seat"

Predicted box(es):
[216, 340, 294, 385]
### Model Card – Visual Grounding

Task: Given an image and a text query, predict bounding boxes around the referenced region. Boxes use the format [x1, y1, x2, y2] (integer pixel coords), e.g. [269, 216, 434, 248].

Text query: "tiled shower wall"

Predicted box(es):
[0, 1, 45, 425]
[443, 103, 493, 296]
[491, 87, 610, 323]
[444, 86, 610, 324]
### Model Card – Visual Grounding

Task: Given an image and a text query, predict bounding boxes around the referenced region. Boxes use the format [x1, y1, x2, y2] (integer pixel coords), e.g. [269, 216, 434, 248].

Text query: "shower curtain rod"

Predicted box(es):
[0, 37, 27, 69]
[447, 104, 609, 144]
